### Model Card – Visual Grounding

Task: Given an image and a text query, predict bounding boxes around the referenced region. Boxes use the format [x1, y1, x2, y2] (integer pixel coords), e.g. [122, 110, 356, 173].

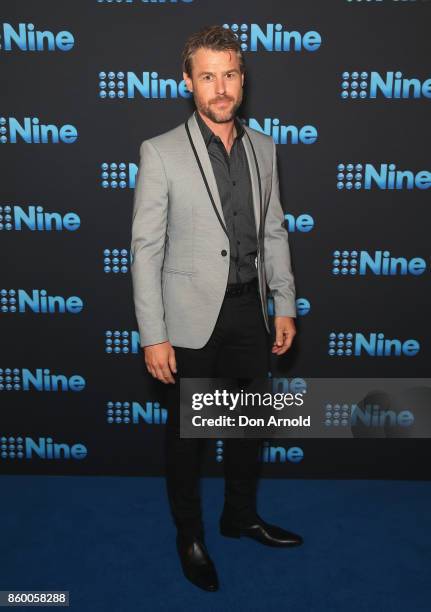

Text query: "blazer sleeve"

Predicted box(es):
[130, 139, 169, 347]
[263, 139, 297, 318]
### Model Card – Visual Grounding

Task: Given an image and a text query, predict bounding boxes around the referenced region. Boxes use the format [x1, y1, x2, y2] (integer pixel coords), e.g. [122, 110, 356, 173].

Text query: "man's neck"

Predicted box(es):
[196, 110, 237, 149]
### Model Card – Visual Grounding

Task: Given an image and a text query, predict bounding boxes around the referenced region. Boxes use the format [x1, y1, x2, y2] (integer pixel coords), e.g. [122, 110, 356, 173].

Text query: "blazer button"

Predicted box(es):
[221, 249, 227, 256]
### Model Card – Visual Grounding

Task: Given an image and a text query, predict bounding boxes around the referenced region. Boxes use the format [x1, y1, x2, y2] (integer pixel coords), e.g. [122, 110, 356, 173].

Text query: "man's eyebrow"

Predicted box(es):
[197, 69, 240, 77]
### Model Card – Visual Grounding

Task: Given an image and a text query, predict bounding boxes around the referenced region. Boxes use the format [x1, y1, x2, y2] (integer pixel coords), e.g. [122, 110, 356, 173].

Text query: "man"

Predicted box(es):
[130, 25, 302, 592]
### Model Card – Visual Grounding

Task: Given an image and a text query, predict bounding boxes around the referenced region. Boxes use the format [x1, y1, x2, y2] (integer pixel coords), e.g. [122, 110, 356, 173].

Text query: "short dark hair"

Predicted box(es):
[182, 24, 245, 78]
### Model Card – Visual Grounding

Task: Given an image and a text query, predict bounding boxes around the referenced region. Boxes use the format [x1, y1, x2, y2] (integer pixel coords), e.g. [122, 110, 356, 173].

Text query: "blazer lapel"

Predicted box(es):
[186, 112, 227, 235]
[186, 111, 262, 241]
[242, 127, 262, 241]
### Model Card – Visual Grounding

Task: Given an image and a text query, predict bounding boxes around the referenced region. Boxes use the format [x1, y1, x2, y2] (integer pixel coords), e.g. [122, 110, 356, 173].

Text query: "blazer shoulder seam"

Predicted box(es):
[142, 139, 169, 185]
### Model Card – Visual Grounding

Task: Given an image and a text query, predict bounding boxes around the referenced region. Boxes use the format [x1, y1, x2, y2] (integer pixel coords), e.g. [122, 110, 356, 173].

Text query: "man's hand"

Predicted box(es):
[143, 341, 177, 384]
[272, 316, 296, 355]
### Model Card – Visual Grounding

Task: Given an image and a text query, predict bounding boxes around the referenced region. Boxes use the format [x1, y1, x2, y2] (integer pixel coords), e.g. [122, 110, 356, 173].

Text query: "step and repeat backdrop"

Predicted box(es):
[1, 0, 430, 479]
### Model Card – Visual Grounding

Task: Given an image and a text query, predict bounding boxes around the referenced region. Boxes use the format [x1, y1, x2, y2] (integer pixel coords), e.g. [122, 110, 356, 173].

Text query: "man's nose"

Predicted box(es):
[215, 76, 226, 94]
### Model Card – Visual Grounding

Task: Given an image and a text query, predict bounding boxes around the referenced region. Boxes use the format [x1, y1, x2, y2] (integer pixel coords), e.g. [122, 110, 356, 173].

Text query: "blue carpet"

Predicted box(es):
[0, 476, 430, 611]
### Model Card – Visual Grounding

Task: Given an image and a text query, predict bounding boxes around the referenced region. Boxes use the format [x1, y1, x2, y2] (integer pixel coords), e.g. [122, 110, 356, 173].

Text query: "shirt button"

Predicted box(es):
[221, 249, 227, 256]
[237, 240, 240, 245]
[232, 181, 236, 186]
[233, 211, 237, 216]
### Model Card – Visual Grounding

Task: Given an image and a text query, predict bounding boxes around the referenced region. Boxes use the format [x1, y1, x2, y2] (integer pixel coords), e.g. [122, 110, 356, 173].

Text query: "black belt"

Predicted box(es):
[225, 277, 258, 298]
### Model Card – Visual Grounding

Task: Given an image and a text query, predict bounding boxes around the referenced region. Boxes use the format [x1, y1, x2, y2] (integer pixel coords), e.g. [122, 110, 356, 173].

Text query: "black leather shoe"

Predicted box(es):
[176, 534, 219, 591]
[220, 513, 303, 547]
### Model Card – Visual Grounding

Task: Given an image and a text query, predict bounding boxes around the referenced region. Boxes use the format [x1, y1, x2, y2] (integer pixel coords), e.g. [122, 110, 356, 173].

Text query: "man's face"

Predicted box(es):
[183, 47, 244, 124]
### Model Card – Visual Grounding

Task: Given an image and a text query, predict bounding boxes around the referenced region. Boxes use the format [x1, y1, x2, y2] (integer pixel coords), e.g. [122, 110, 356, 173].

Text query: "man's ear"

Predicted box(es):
[183, 72, 193, 92]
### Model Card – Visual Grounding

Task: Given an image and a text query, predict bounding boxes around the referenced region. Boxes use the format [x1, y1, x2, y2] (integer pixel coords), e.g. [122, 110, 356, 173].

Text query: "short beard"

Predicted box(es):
[195, 91, 243, 124]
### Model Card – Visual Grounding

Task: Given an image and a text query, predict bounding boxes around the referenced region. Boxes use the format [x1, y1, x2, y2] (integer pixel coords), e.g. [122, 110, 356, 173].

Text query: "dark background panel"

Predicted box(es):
[1, 0, 430, 478]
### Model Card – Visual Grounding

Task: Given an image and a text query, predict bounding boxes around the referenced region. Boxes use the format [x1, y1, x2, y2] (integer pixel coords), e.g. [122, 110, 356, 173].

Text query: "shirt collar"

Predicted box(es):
[194, 109, 245, 147]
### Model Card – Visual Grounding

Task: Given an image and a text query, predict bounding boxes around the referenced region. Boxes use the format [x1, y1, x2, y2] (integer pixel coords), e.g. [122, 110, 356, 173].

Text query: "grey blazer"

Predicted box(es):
[130, 110, 296, 349]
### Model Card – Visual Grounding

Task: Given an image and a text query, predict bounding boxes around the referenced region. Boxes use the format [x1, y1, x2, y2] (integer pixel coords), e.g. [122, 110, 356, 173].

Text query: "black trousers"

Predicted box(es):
[162, 279, 270, 537]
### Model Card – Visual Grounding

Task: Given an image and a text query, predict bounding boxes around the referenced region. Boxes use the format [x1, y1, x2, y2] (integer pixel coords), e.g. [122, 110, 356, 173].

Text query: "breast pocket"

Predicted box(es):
[163, 268, 193, 276]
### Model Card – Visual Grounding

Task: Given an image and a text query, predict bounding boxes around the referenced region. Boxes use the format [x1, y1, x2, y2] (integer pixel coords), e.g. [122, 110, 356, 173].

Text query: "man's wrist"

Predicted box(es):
[139, 329, 169, 348]
[142, 340, 169, 349]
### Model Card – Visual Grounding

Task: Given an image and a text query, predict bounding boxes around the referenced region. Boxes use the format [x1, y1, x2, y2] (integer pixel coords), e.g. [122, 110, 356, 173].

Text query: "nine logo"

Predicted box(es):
[98, 71, 191, 100]
[328, 332, 420, 357]
[341, 70, 431, 100]
[106, 401, 167, 425]
[337, 163, 431, 190]
[0, 117, 77, 144]
[0, 23, 74, 52]
[247, 117, 317, 144]
[0, 368, 86, 391]
[222, 23, 321, 52]
[332, 250, 427, 276]
[0, 205, 80, 231]
[0, 290, 83, 314]
[0, 436, 87, 460]
[216, 440, 304, 463]
[101, 162, 137, 188]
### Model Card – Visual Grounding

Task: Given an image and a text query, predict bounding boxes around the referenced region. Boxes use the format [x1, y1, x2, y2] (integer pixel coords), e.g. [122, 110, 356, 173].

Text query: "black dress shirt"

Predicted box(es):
[194, 110, 258, 285]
